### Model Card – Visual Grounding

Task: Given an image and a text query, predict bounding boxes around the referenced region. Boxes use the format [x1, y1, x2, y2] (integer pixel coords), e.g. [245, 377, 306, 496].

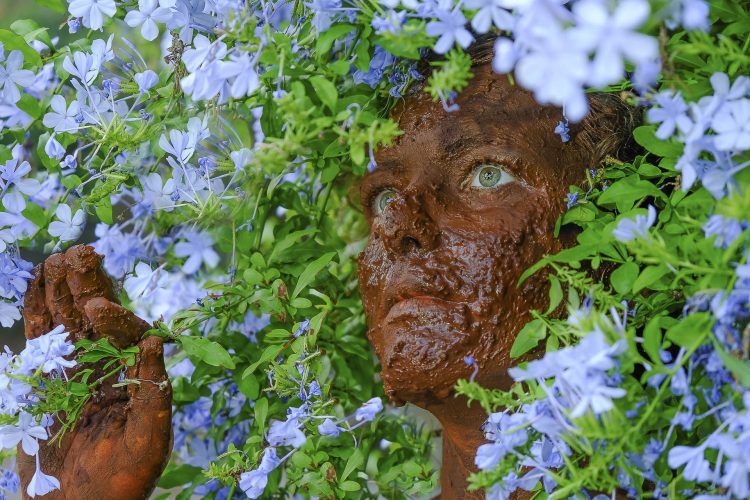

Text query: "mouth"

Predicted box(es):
[384, 295, 455, 323]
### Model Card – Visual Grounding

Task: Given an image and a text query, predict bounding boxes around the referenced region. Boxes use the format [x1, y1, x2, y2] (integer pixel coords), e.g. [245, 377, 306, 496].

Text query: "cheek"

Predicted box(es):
[437, 200, 562, 358]
[357, 237, 387, 319]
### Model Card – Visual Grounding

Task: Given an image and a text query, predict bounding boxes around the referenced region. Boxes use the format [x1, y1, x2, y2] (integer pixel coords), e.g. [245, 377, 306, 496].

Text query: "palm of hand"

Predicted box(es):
[19, 246, 173, 500]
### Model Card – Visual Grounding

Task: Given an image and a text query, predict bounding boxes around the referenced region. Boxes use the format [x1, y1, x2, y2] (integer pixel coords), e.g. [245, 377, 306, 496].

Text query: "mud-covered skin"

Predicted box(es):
[358, 64, 589, 497]
[19, 245, 173, 500]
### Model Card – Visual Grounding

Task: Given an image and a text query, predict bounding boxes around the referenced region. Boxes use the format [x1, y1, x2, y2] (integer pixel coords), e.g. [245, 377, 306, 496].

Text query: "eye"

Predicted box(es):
[470, 164, 515, 189]
[373, 189, 397, 215]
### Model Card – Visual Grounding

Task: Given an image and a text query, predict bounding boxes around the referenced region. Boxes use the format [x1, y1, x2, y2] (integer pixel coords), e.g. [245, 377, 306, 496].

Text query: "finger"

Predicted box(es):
[83, 297, 150, 349]
[124, 336, 173, 467]
[65, 245, 118, 314]
[22, 264, 52, 339]
[44, 252, 84, 338]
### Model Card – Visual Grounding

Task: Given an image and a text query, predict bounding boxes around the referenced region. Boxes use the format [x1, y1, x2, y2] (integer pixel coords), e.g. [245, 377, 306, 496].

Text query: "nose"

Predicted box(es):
[376, 193, 439, 254]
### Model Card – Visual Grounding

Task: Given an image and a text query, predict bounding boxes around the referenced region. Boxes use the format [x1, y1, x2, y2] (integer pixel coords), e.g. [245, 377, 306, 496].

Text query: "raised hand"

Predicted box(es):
[19, 245, 173, 500]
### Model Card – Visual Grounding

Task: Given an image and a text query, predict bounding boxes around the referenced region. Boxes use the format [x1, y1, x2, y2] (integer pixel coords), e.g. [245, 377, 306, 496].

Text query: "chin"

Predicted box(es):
[371, 297, 479, 405]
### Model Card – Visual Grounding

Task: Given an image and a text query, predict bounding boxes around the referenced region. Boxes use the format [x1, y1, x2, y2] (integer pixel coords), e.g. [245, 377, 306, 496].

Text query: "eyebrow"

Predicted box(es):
[441, 133, 486, 157]
[372, 157, 403, 173]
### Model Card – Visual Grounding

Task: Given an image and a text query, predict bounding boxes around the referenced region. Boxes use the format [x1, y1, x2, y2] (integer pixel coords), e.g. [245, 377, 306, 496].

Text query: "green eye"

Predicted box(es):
[470, 164, 515, 188]
[374, 189, 397, 214]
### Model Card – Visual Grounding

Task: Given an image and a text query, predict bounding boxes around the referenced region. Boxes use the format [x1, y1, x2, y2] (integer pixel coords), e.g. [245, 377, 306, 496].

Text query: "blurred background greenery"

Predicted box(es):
[0, 1, 62, 30]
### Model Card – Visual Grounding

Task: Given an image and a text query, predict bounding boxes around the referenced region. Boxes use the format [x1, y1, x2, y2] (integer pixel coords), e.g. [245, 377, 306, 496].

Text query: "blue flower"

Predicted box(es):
[68, 0, 117, 30]
[352, 46, 396, 88]
[308, 380, 321, 397]
[258, 447, 281, 473]
[425, 1, 474, 54]
[569, 0, 658, 88]
[174, 230, 220, 274]
[318, 418, 342, 437]
[464, 0, 514, 34]
[703, 215, 744, 249]
[612, 205, 657, 242]
[134, 69, 159, 93]
[0, 468, 19, 494]
[267, 417, 306, 448]
[294, 319, 310, 338]
[239, 469, 269, 499]
[712, 98, 750, 152]
[647, 91, 692, 140]
[714, 434, 750, 498]
[555, 120, 570, 143]
[668, 443, 714, 482]
[667, 0, 710, 31]
[0, 411, 47, 456]
[25, 454, 60, 498]
[44, 135, 65, 160]
[475, 441, 505, 470]
[354, 397, 383, 422]
[371, 9, 406, 35]
[15, 325, 76, 376]
[305, 0, 341, 33]
[67, 18, 81, 33]
[0, 253, 32, 301]
[566, 192, 579, 209]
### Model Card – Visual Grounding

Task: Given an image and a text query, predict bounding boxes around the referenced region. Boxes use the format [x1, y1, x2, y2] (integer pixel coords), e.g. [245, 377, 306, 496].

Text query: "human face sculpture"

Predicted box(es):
[358, 63, 588, 406]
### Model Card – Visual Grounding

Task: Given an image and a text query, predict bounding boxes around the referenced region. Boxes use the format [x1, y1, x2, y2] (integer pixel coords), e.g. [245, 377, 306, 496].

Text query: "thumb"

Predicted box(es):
[126, 336, 172, 406]
[124, 336, 173, 461]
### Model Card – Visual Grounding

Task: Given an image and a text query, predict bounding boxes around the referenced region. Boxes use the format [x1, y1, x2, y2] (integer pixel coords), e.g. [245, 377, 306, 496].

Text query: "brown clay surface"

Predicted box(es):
[19, 245, 172, 500]
[358, 63, 589, 497]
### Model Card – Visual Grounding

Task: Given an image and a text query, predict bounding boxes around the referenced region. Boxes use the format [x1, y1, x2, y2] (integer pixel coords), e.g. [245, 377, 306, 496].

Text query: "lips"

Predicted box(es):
[384, 295, 452, 323]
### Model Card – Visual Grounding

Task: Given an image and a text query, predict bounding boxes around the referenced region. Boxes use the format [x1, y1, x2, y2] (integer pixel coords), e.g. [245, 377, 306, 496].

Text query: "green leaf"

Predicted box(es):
[632, 126, 683, 158]
[632, 264, 670, 293]
[316, 23, 356, 55]
[341, 449, 363, 482]
[714, 343, 750, 388]
[643, 316, 662, 363]
[561, 204, 596, 225]
[330, 59, 350, 76]
[236, 373, 260, 399]
[254, 397, 269, 433]
[243, 344, 282, 377]
[510, 319, 546, 358]
[545, 275, 562, 314]
[242, 268, 263, 286]
[292, 251, 336, 299]
[310, 76, 338, 112]
[666, 313, 711, 349]
[179, 336, 236, 369]
[268, 229, 317, 263]
[32, 0, 67, 13]
[0, 29, 42, 68]
[16, 93, 42, 119]
[597, 174, 663, 213]
[339, 481, 361, 492]
[95, 197, 113, 225]
[22, 203, 47, 227]
[11, 19, 52, 47]
[62, 175, 82, 189]
[158, 464, 203, 488]
[611, 261, 638, 295]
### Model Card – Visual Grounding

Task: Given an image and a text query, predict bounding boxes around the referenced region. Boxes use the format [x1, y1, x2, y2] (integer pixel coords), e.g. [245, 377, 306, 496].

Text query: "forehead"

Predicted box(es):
[373, 64, 565, 173]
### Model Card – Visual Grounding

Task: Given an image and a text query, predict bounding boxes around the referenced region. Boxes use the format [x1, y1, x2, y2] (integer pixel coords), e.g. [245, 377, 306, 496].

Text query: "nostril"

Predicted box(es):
[400, 236, 421, 252]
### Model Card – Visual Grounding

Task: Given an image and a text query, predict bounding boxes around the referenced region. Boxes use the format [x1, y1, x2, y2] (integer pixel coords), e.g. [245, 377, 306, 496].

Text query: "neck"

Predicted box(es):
[425, 394, 488, 499]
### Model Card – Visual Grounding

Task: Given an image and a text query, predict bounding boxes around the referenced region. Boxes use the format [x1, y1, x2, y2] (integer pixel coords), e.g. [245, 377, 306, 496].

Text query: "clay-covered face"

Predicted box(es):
[357, 63, 588, 405]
